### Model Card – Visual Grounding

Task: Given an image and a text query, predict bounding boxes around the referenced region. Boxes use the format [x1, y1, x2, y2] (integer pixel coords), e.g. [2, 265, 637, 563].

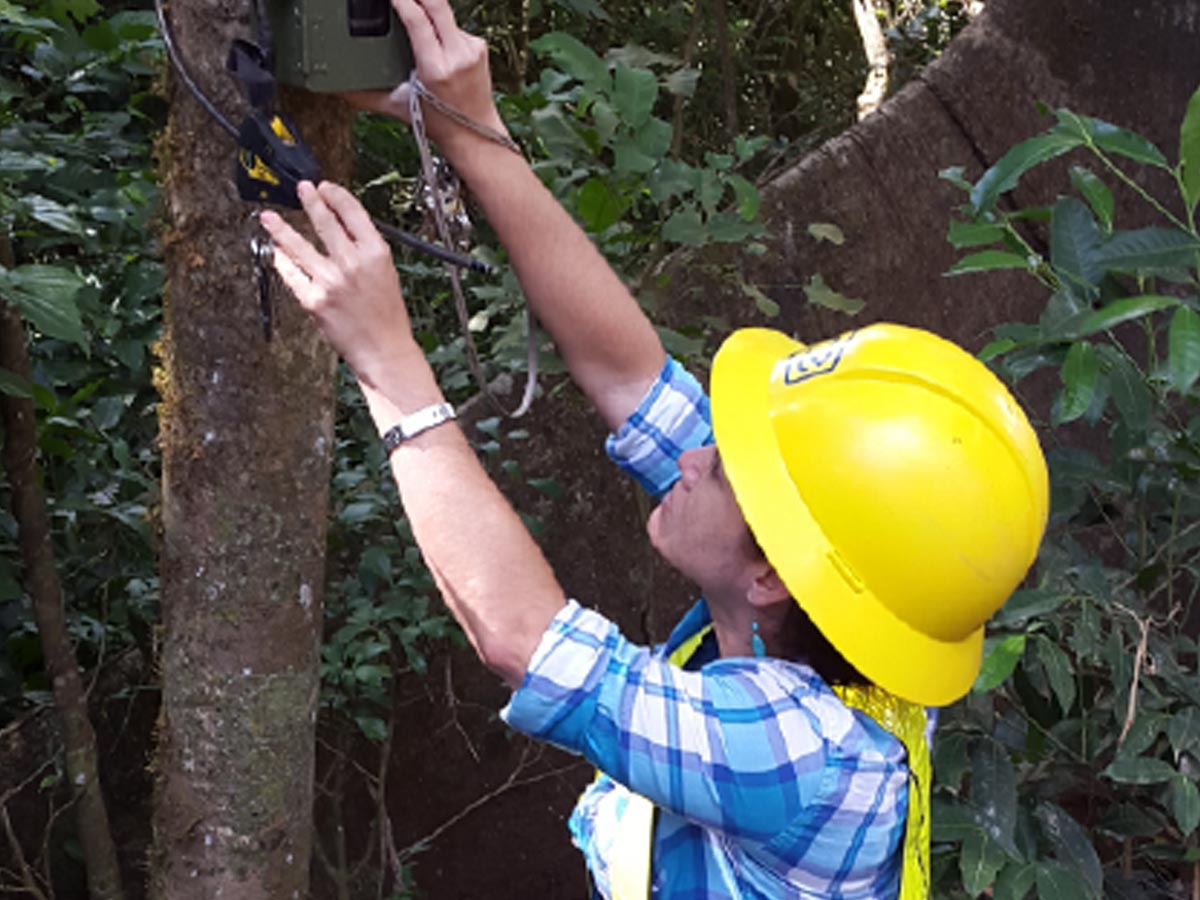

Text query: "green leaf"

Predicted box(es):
[948, 219, 1007, 249]
[1103, 757, 1178, 785]
[969, 740, 1018, 853]
[1055, 341, 1099, 425]
[612, 64, 658, 128]
[974, 634, 1027, 691]
[992, 587, 1065, 627]
[359, 546, 392, 584]
[355, 715, 388, 742]
[1170, 776, 1200, 837]
[1093, 228, 1200, 274]
[530, 33, 610, 90]
[577, 177, 626, 233]
[807, 222, 845, 245]
[22, 194, 84, 235]
[0, 264, 87, 349]
[979, 338, 1019, 361]
[554, 0, 610, 20]
[740, 280, 779, 318]
[663, 66, 699, 98]
[1167, 707, 1200, 757]
[1069, 166, 1114, 232]
[1100, 347, 1152, 433]
[803, 274, 865, 315]
[1035, 802, 1101, 899]
[527, 477, 564, 499]
[0, 367, 32, 398]
[726, 175, 759, 221]
[1168, 305, 1200, 394]
[1050, 197, 1104, 292]
[994, 863, 1037, 900]
[661, 205, 706, 246]
[612, 133, 657, 174]
[1181, 84, 1200, 214]
[1066, 294, 1179, 339]
[1034, 636, 1076, 714]
[632, 117, 672, 162]
[1035, 861, 1093, 900]
[946, 250, 1031, 276]
[970, 132, 1084, 214]
[961, 830, 1008, 896]
[1055, 110, 1169, 168]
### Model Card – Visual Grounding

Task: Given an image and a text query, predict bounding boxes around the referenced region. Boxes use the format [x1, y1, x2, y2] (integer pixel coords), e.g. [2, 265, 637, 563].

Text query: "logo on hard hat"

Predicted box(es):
[778, 332, 856, 385]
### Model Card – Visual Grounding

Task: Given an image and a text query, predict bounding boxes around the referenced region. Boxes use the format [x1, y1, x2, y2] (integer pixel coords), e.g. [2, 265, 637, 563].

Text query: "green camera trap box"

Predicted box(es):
[265, 0, 413, 93]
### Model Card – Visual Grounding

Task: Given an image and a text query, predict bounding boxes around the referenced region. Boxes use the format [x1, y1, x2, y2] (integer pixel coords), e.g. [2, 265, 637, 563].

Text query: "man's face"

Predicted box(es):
[646, 444, 761, 594]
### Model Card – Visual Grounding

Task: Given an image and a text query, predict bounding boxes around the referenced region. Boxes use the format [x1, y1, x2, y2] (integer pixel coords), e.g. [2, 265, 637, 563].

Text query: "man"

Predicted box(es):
[262, 1, 1048, 895]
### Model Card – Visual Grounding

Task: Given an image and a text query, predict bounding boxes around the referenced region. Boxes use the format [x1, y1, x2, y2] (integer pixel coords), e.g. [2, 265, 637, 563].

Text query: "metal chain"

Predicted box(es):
[408, 75, 538, 419]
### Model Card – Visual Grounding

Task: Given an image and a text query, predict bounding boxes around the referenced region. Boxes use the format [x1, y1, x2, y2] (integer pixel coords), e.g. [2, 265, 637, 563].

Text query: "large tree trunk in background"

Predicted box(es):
[150, 1, 351, 896]
[369, 1, 1200, 896]
[655, 0, 1200, 349]
[0, 243, 124, 900]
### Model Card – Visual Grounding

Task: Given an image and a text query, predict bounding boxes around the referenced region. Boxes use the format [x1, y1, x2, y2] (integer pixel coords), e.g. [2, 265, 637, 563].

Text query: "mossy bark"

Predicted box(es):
[150, 1, 351, 896]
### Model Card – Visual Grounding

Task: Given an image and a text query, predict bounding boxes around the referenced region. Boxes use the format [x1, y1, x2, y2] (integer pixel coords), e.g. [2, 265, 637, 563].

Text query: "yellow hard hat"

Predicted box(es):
[711, 324, 1048, 706]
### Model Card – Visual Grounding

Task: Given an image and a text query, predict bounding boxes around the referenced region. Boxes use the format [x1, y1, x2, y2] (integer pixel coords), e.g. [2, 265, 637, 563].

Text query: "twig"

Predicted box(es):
[1115, 608, 1149, 750]
[0, 804, 48, 900]
[400, 742, 581, 855]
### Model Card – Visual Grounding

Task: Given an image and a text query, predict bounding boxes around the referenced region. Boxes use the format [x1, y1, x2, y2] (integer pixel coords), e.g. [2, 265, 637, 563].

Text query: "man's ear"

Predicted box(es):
[747, 565, 790, 608]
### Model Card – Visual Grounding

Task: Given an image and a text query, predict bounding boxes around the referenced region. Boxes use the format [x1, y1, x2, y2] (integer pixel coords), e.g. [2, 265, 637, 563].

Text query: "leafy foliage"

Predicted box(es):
[0, 0, 164, 724]
[933, 89, 1200, 899]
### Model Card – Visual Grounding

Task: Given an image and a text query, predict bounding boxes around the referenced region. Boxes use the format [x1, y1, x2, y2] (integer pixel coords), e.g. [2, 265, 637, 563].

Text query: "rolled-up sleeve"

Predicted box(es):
[503, 601, 831, 842]
[605, 357, 713, 499]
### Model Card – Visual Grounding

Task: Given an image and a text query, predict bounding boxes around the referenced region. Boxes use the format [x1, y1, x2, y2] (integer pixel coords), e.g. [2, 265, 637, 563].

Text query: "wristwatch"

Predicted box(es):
[381, 402, 457, 454]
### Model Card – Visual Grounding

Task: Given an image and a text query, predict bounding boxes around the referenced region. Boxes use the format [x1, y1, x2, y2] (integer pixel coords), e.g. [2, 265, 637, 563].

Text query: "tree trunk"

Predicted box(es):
[149, 1, 351, 896]
[0, 242, 125, 900]
[709, 0, 738, 140]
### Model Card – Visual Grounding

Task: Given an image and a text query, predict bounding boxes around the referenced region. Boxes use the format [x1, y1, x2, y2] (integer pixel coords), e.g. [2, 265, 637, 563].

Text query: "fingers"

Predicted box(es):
[297, 181, 356, 262]
[418, 0, 464, 53]
[315, 181, 382, 249]
[260, 208, 335, 298]
[394, 0, 439, 61]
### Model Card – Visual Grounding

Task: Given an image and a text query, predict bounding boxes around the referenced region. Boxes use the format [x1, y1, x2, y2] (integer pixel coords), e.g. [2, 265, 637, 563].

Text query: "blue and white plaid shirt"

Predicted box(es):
[503, 358, 909, 899]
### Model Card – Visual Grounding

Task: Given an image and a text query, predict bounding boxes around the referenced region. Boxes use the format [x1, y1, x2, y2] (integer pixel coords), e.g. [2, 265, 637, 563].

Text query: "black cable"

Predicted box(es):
[153, 0, 490, 275]
[153, 0, 239, 140]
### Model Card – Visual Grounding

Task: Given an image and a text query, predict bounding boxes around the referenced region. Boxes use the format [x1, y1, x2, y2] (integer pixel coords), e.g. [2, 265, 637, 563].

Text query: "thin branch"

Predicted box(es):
[0, 805, 48, 900]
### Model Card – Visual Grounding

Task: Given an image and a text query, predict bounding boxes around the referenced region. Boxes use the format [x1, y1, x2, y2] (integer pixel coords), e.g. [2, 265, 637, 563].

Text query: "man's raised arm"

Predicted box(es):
[353, 0, 667, 431]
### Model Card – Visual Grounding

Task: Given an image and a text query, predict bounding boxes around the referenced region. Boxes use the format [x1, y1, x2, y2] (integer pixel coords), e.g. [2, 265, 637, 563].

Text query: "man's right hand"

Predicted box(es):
[344, 0, 511, 159]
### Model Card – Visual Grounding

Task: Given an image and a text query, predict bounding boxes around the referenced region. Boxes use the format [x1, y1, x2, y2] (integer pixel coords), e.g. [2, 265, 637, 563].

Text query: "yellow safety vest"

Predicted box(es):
[603, 625, 931, 900]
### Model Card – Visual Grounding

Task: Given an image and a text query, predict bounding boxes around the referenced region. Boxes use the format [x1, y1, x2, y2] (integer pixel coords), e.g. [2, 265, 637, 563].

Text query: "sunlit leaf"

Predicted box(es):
[1066, 295, 1178, 339]
[1069, 166, 1114, 232]
[1168, 305, 1200, 394]
[0, 264, 87, 349]
[1055, 342, 1099, 425]
[948, 219, 1006, 249]
[970, 132, 1083, 214]
[974, 634, 1027, 691]
[1181, 84, 1200, 214]
[1055, 110, 1169, 168]
[803, 273, 864, 315]
[946, 250, 1031, 276]
[807, 222, 845, 245]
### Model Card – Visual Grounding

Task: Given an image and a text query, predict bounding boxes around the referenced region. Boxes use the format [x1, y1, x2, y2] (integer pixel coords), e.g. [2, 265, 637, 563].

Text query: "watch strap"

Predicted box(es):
[381, 402, 456, 453]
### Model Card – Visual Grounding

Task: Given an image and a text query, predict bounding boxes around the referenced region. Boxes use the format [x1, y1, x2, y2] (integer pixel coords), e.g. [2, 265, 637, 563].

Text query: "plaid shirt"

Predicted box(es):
[503, 358, 909, 899]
